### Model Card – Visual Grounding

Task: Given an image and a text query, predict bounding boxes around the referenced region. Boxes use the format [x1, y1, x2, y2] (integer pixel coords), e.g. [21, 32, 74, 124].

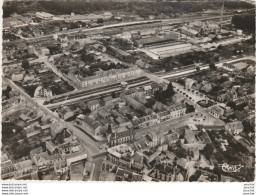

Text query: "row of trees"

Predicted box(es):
[232, 15, 255, 34]
[154, 81, 175, 103]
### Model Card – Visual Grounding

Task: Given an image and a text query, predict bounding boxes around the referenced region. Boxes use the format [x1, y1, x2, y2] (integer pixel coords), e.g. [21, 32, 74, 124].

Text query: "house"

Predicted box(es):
[209, 105, 225, 119]
[135, 114, 160, 128]
[157, 104, 186, 122]
[225, 121, 243, 135]
[158, 110, 171, 122]
[19, 113, 30, 121]
[152, 101, 166, 112]
[54, 160, 68, 174]
[147, 150, 161, 164]
[11, 72, 24, 82]
[231, 62, 248, 71]
[98, 108, 111, 119]
[87, 100, 100, 111]
[167, 104, 186, 119]
[34, 86, 52, 98]
[132, 162, 144, 172]
[48, 154, 62, 166]
[77, 116, 102, 136]
[45, 140, 57, 154]
[108, 126, 135, 147]
[181, 128, 205, 151]
[2, 96, 21, 111]
[134, 137, 150, 152]
[14, 160, 33, 178]
[150, 163, 173, 181]
[185, 78, 197, 89]
[217, 94, 228, 103]
[115, 167, 142, 182]
[58, 140, 81, 155]
[24, 122, 41, 138]
[201, 82, 212, 93]
[41, 47, 50, 56]
[32, 152, 50, 170]
[66, 151, 87, 166]
[1, 160, 17, 179]
[125, 96, 148, 114]
[166, 132, 179, 145]
[30, 147, 44, 159]
[145, 133, 158, 148]
[143, 85, 152, 94]
[103, 96, 118, 106]
[106, 144, 134, 169]
[151, 83, 160, 92]
[200, 130, 212, 144]
[132, 152, 144, 164]
[57, 107, 75, 121]
[50, 121, 65, 137]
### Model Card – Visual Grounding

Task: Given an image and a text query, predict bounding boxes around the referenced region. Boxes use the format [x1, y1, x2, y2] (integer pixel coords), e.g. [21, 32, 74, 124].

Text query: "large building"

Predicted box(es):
[180, 26, 198, 37]
[157, 104, 186, 122]
[107, 126, 135, 147]
[68, 66, 143, 88]
[35, 12, 54, 20]
[134, 33, 179, 48]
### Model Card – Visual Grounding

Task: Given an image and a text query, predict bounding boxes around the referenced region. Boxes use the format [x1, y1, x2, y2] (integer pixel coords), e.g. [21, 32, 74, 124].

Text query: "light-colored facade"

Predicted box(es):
[68, 67, 143, 88]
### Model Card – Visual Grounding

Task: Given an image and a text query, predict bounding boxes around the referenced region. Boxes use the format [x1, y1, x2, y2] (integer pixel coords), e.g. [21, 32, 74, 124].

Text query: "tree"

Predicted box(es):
[185, 103, 195, 113]
[97, 18, 104, 23]
[232, 14, 255, 34]
[154, 90, 164, 102]
[107, 124, 112, 134]
[203, 144, 214, 159]
[227, 101, 236, 110]
[145, 98, 155, 108]
[163, 81, 175, 99]
[21, 60, 29, 69]
[111, 92, 117, 98]
[209, 63, 216, 70]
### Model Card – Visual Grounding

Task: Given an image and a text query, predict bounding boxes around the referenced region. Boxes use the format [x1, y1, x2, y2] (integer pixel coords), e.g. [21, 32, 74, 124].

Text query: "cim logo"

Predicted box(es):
[218, 163, 244, 173]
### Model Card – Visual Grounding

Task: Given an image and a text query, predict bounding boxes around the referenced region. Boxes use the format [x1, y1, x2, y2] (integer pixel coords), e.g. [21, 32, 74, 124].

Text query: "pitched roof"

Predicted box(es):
[87, 100, 99, 107]
[15, 160, 32, 170]
[211, 105, 225, 115]
[225, 121, 243, 131]
[132, 152, 143, 164]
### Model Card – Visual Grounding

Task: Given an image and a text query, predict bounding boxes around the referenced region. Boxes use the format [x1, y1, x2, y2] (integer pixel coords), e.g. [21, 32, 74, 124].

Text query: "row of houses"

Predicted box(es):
[209, 105, 244, 135]
[68, 66, 143, 88]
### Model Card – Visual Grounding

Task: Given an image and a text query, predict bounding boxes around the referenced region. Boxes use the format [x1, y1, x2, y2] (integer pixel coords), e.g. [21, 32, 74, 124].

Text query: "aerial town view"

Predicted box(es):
[1, 0, 255, 182]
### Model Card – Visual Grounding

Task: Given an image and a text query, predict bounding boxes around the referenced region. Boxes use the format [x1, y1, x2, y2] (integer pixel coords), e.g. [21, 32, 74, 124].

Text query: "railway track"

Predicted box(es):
[45, 76, 152, 108]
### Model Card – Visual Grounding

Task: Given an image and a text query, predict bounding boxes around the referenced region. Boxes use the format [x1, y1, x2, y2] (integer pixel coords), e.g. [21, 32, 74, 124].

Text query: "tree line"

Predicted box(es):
[3, 1, 254, 18]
